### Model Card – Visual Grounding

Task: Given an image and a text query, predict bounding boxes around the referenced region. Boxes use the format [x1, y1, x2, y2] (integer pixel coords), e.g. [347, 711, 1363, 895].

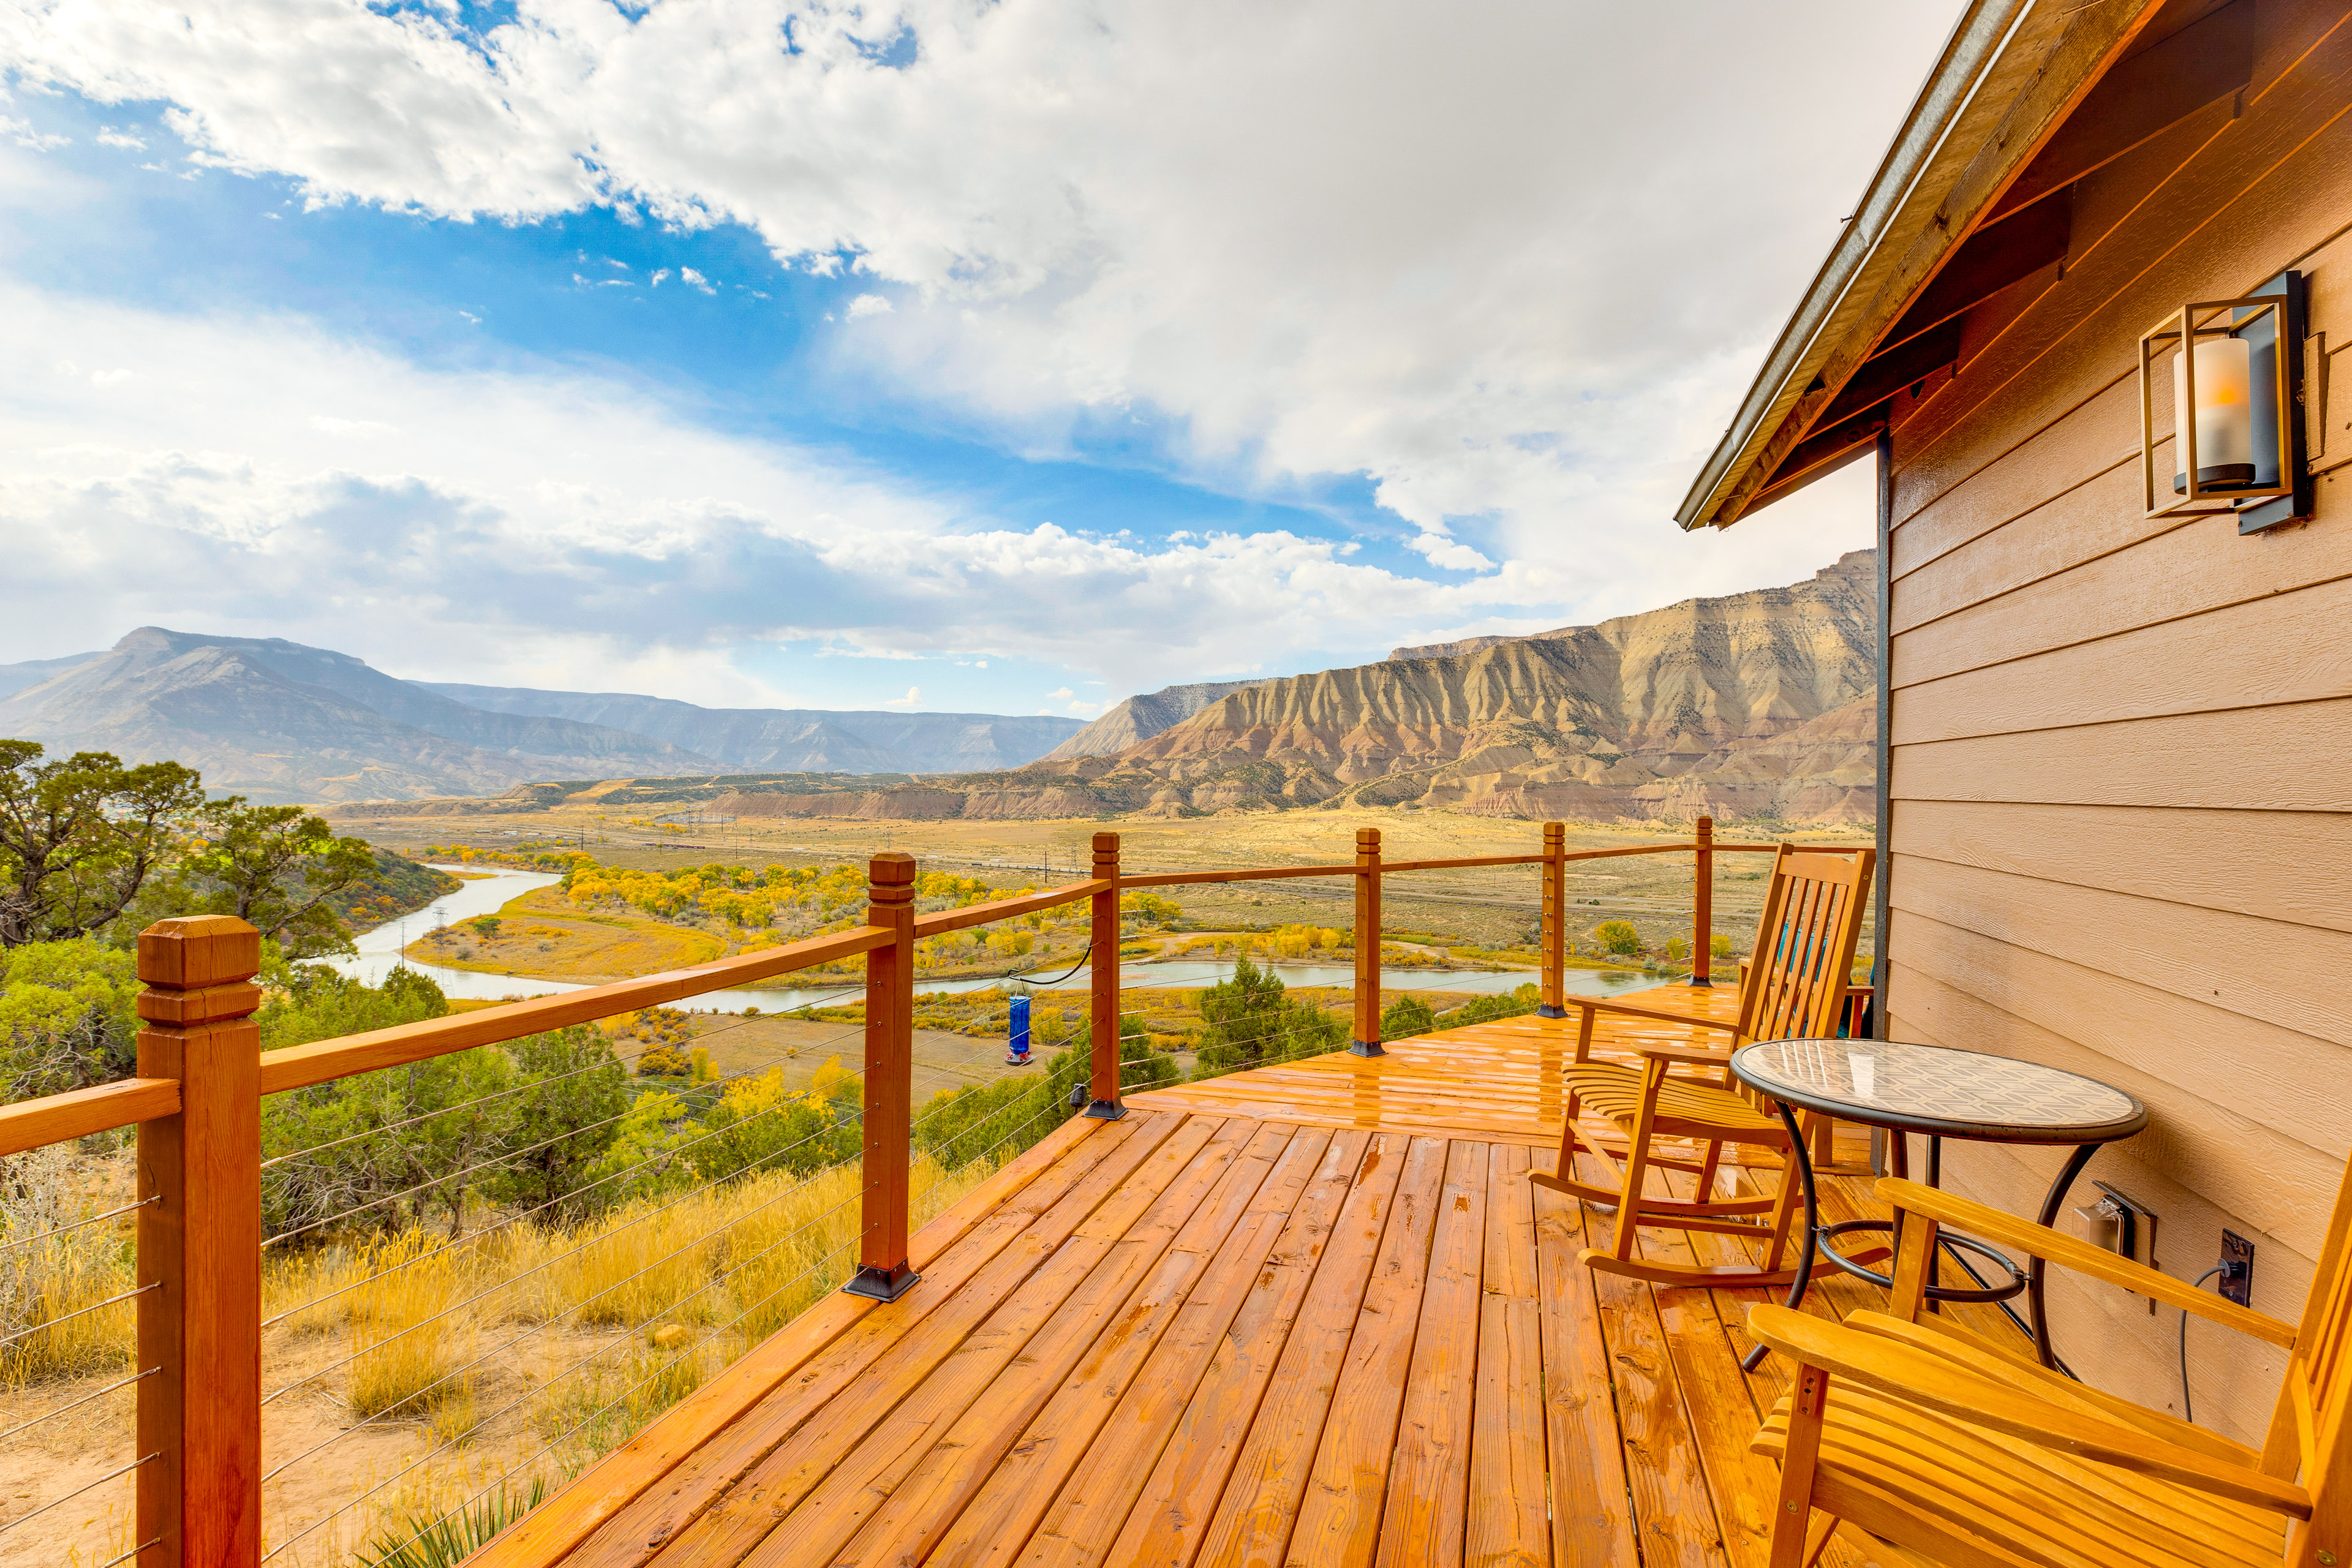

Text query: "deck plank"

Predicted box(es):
[1372, 1139, 1487, 1568]
[1262, 1134, 1449, 1568]
[1005, 1125, 1336, 1568]
[561, 1114, 1150, 1568]
[1182, 1131, 1412, 1568]
[484, 1112, 1117, 1568]
[645, 1114, 1221, 1568]
[1577, 1150, 1733, 1567]
[522, 1014, 1969, 1568]
[1531, 1153, 1639, 1568]
[1464, 1142, 1548, 1568]
[762, 1116, 1253, 1568]
[1091, 1129, 1373, 1568]
[913, 1122, 1304, 1567]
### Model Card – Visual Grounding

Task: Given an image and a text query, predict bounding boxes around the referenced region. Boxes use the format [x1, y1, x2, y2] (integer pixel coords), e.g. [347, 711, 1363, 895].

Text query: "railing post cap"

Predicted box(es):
[137, 915, 261, 988]
[1356, 827, 1381, 848]
[868, 851, 917, 884]
[1091, 830, 1119, 851]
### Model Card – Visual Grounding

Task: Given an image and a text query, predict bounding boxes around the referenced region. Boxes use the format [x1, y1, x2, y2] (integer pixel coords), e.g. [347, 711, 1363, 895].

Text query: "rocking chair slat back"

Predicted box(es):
[2267, 1152, 2352, 1555]
[1731, 846, 1874, 1055]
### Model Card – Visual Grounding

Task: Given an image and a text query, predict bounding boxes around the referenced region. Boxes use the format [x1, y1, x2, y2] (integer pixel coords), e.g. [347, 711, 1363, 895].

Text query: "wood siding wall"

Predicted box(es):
[1882, 0, 2352, 1442]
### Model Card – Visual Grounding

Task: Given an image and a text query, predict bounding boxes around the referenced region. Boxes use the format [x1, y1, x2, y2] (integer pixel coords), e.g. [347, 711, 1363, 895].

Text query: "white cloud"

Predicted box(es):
[0, 283, 1647, 698]
[845, 292, 892, 319]
[679, 266, 715, 293]
[0, 114, 68, 151]
[881, 685, 921, 708]
[95, 124, 145, 149]
[1045, 686, 1073, 699]
[1411, 533, 1494, 573]
[1, 0, 1951, 573]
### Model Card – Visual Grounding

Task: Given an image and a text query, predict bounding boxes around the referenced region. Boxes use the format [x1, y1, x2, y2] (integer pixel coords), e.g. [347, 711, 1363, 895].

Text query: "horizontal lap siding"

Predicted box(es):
[1877, 0, 2352, 1442]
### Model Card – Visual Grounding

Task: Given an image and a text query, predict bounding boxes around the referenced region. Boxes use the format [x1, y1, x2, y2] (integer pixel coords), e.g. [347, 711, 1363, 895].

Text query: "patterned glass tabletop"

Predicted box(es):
[1730, 1038, 2147, 1143]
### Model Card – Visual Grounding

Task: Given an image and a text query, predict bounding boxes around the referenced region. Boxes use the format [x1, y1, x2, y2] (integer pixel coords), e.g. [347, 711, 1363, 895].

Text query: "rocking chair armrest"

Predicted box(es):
[1876, 1180, 2298, 1349]
[1630, 1041, 1736, 1068]
[1744, 1305, 2312, 1518]
[1562, 997, 1743, 1033]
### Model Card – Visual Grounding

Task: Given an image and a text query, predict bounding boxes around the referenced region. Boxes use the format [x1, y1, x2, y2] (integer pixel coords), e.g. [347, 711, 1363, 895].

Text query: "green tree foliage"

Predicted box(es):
[687, 1066, 859, 1184]
[1594, 919, 1643, 955]
[1378, 993, 1436, 1042]
[0, 937, 141, 1098]
[915, 1027, 1177, 1170]
[1438, 982, 1542, 1028]
[258, 968, 631, 1238]
[486, 1028, 633, 1221]
[1118, 891, 1182, 929]
[1193, 956, 1346, 1075]
[155, 802, 380, 958]
[1710, 933, 1736, 960]
[0, 741, 206, 948]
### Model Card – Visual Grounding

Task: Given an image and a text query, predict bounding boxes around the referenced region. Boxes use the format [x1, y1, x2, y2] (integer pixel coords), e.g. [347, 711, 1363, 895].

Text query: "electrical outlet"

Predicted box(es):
[2220, 1230, 2255, 1307]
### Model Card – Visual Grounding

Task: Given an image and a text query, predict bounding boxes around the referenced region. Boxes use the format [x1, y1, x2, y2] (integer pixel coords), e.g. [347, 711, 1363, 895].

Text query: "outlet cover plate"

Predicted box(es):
[2221, 1230, 2255, 1307]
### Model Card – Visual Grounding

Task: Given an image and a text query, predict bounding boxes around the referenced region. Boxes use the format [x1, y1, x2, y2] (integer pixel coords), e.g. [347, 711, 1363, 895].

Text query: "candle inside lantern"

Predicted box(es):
[2173, 333, 2255, 492]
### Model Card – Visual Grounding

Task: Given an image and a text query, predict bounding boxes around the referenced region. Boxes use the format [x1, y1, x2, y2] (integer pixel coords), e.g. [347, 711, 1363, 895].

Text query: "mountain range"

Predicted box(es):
[376, 550, 1876, 826]
[1005, 548, 1878, 821]
[1, 552, 1877, 823]
[0, 630, 1083, 802]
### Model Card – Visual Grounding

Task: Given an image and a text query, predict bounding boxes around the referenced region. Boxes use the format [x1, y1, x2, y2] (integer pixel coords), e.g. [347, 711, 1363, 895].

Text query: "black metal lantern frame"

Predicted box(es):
[2139, 270, 2311, 535]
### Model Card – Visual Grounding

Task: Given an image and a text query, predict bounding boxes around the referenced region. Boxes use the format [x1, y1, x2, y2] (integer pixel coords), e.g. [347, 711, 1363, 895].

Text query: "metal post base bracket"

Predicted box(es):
[1536, 1005, 1567, 1019]
[1349, 1039, 1385, 1057]
[1084, 1099, 1128, 1120]
[843, 1262, 921, 1302]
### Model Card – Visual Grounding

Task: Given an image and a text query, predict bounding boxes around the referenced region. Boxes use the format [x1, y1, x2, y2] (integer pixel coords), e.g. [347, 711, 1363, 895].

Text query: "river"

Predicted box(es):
[321, 864, 1668, 1012]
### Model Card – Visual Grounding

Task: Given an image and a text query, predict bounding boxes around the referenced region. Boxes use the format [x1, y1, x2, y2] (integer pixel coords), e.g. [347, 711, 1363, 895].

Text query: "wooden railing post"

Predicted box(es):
[1350, 827, 1384, 1056]
[135, 915, 263, 1568]
[846, 852, 919, 1302]
[1691, 814, 1716, 988]
[1539, 821, 1567, 1018]
[1085, 832, 1126, 1119]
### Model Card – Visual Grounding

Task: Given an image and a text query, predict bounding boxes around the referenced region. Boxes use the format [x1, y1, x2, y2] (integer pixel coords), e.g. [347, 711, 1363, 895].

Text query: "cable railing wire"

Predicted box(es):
[262, 1103, 867, 1407]
[262, 1017, 873, 1310]
[265, 1049, 1070, 1485]
[263, 1182, 876, 1561]
[263, 1177, 868, 1491]
[0, 1452, 156, 1542]
[314, 1095, 1074, 1568]
[0, 1281, 156, 1352]
[0, 1194, 157, 1256]
[262, 1024, 862, 1250]
[0, 1365, 159, 1446]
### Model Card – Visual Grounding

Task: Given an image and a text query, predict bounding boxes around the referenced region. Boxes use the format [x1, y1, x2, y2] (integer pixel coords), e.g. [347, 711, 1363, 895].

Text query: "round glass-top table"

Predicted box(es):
[1729, 1038, 2147, 1371]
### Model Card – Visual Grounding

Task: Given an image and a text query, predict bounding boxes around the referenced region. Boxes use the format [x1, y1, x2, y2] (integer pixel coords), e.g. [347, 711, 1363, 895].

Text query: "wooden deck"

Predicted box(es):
[481, 1008, 2022, 1568]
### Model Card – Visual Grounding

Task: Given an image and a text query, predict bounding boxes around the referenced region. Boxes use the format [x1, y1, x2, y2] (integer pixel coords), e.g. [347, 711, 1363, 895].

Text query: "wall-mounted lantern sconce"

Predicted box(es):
[2139, 270, 2310, 534]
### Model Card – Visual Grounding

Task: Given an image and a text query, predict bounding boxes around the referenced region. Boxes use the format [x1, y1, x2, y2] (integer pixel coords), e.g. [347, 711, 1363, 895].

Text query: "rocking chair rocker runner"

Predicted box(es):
[1531, 843, 1877, 1288]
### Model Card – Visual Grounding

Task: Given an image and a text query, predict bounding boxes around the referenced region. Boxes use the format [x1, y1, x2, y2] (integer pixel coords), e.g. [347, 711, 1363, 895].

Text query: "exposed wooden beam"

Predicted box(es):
[1879, 189, 2070, 353]
[1700, 0, 2159, 528]
[1815, 318, 1967, 431]
[1986, 0, 2252, 223]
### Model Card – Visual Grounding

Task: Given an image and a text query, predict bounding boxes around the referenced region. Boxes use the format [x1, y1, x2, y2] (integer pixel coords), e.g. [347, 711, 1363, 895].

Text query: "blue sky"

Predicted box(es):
[0, 1, 1948, 718]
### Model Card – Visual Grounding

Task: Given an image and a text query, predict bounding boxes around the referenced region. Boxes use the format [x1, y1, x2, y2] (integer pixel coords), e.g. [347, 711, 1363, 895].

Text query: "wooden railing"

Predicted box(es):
[0, 813, 1824, 1568]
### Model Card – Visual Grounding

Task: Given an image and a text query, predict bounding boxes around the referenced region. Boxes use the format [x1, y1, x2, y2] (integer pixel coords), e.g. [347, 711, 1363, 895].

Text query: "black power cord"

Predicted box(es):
[2180, 1264, 2228, 1425]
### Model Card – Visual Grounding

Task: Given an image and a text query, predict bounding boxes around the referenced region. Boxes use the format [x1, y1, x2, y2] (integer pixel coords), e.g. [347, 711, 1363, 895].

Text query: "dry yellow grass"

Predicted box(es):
[6, 1131, 999, 1568]
[345, 1233, 477, 1420]
[0, 1146, 137, 1387]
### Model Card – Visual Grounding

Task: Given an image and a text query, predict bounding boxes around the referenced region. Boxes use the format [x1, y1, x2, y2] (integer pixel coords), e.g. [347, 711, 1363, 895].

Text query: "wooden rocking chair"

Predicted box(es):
[1531, 843, 1877, 1287]
[1746, 1158, 2352, 1568]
